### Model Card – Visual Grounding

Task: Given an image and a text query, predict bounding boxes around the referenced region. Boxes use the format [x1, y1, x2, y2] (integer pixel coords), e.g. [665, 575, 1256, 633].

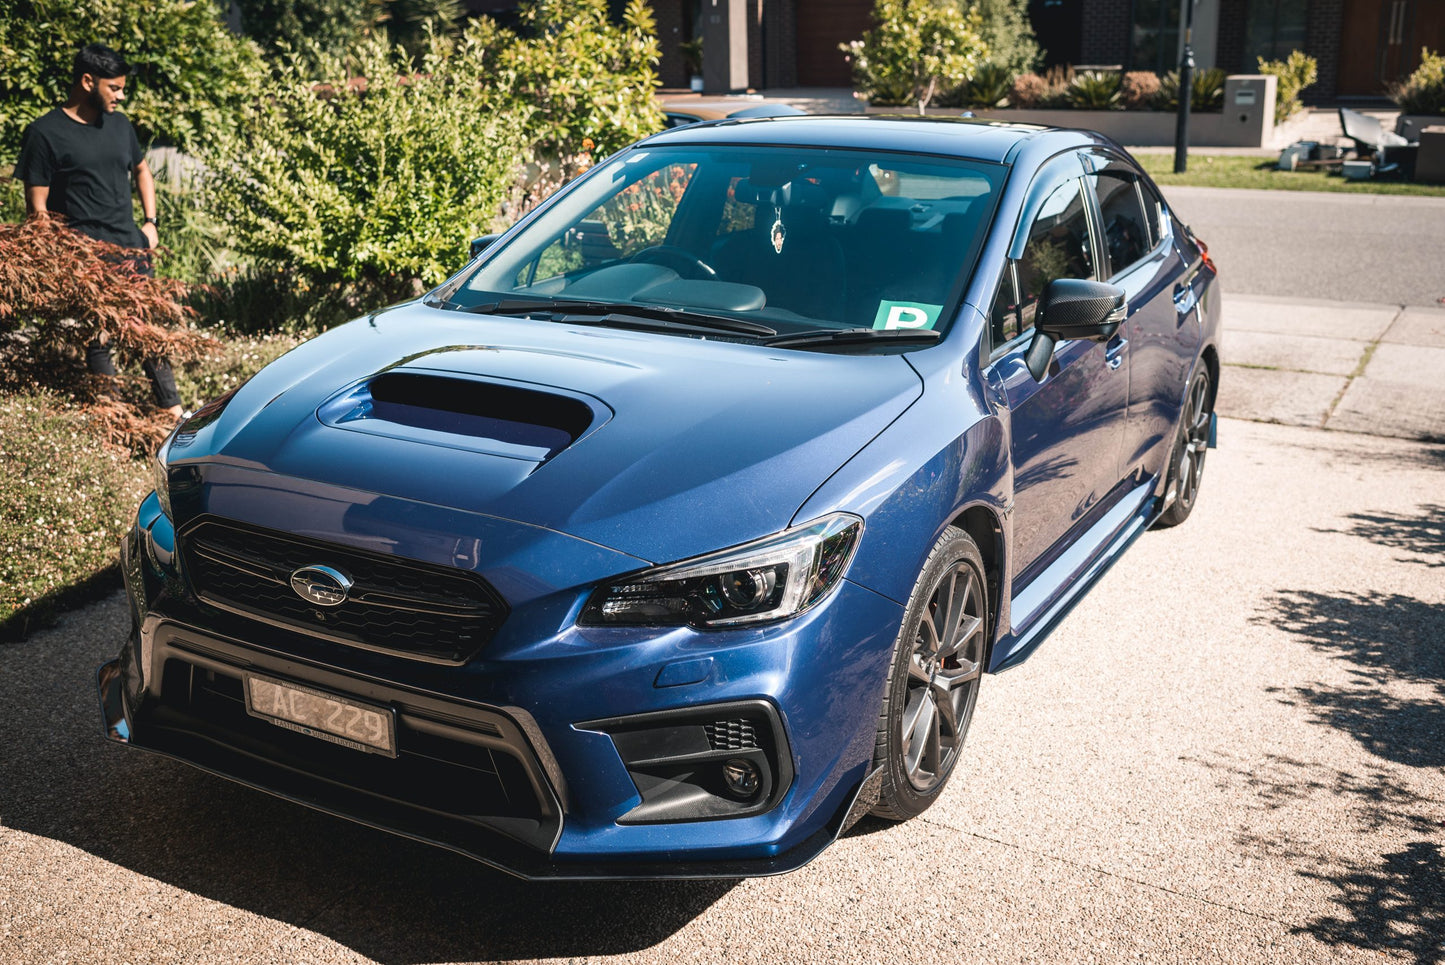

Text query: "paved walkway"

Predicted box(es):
[1220, 295, 1445, 443]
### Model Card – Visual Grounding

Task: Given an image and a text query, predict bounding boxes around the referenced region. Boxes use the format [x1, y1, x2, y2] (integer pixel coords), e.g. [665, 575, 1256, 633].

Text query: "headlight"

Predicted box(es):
[580, 513, 862, 628]
[152, 446, 173, 520]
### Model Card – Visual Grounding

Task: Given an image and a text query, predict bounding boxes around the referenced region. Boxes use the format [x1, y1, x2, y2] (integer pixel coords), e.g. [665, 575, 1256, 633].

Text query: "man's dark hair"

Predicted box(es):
[73, 43, 131, 83]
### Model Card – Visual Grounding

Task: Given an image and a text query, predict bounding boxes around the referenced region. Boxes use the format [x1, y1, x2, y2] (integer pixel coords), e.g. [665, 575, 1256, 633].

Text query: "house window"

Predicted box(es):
[1244, 0, 1309, 64]
[1130, 0, 1181, 74]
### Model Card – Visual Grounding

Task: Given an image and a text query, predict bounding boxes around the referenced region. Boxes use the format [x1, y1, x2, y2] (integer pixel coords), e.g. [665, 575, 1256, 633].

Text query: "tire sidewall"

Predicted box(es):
[874, 527, 987, 819]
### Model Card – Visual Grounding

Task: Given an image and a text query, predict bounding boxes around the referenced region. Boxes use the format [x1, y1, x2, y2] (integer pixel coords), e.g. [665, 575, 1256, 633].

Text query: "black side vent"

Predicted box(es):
[704, 718, 759, 751]
[320, 372, 598, 462]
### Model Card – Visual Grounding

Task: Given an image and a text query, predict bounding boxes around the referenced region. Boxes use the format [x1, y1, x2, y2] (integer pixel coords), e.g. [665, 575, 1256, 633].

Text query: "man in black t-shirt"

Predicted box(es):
[16, 43, 183, 418]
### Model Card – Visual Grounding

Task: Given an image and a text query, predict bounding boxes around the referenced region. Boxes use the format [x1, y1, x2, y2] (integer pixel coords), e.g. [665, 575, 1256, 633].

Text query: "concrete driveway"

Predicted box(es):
[3, 415, 1441, 964]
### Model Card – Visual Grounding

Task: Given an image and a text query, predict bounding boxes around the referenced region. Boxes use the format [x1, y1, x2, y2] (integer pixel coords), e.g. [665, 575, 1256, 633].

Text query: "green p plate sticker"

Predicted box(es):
[873, 301, 943, 331]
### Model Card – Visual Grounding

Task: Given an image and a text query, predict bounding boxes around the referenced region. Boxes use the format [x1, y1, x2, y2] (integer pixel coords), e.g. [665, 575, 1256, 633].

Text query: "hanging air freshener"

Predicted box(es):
[770, 206, 786, 254]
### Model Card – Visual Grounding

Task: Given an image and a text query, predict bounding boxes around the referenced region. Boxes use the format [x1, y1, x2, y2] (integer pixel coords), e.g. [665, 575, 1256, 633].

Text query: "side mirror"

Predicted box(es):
[1025, 278, 1127, 381]
[469, 234, 501, 260]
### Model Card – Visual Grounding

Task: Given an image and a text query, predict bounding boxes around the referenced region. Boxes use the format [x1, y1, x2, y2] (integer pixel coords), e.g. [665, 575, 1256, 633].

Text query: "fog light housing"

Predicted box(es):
[722, 758, 761, 799]
[580, 700, 792, 823]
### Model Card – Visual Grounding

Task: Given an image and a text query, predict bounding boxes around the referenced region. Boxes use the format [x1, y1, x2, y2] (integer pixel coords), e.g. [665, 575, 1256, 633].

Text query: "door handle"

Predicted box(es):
[1105, 336, 1127, 370]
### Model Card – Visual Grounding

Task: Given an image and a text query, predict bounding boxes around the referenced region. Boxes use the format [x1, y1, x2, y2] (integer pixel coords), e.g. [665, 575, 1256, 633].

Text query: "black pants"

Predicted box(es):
[86, 339, 182, 409]
[86, 241, 181, 409]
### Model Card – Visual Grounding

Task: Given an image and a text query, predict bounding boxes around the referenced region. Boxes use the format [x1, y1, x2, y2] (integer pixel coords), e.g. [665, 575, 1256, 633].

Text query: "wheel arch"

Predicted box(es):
[948, 504, 1005, 668]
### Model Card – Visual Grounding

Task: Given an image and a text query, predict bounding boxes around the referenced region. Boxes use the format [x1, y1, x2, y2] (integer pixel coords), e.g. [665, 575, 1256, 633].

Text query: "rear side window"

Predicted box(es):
[1089, 172, 1150, 276]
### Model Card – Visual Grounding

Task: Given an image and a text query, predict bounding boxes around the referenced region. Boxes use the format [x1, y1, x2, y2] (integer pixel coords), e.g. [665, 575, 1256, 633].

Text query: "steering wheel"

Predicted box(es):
[629, 245, 718, 280]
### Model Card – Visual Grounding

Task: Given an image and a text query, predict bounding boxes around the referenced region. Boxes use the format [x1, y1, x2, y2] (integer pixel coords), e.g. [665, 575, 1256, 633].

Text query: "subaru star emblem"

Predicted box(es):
[289, 565, 353, 607]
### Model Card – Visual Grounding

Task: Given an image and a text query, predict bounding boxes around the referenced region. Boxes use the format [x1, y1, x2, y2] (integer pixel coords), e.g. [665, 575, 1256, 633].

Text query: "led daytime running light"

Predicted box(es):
[581, 513, 862, 628]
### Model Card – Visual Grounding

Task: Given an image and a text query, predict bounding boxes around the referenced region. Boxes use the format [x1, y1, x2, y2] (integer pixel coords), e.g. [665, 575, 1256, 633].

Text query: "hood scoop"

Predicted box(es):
[317, 371, 607, 464]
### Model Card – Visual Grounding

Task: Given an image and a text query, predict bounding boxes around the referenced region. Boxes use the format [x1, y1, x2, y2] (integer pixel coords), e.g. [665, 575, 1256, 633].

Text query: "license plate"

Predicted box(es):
[243, 673, 397, 757]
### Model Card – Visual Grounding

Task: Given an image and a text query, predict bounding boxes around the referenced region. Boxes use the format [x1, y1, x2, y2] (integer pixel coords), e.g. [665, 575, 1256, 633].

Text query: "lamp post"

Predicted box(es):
[1173, 0, 1198, 173]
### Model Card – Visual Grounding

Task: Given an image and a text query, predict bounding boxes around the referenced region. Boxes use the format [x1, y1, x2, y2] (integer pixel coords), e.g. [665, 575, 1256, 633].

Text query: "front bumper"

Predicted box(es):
[102, 499, 904, 879]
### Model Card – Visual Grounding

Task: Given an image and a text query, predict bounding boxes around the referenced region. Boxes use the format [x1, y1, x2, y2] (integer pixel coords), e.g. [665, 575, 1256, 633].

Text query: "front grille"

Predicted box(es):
[181, 519, 507, 664]
[151, 655, 559, 853]
[704, 718, 759, 751]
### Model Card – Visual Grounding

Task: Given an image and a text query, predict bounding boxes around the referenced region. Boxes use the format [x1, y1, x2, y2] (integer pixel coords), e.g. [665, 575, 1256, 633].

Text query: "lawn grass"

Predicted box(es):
[0, 332, 305, 640]
[1135, 153, 1445, 197]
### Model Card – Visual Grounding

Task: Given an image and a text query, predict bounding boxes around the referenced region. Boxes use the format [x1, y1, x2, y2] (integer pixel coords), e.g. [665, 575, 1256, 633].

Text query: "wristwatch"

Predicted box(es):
[143, 216, 159, 227]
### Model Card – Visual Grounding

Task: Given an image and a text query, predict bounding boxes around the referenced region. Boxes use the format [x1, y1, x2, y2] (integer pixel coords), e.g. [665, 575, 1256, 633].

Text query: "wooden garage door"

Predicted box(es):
[795, 0, 875, 87]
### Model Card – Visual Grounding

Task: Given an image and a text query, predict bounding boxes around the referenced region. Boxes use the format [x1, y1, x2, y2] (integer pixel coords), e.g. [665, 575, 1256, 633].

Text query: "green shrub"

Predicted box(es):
[1065, 69, 1122, 110]
[505, 0, 665, 161]
[1257, 51, 1317, 123]
[1155, 67, 1226, 112]
[842, 0, 989, 111]
[972, 0, 1039, 75]
[1389, 47, 1445, 114]
[0, 0, 266, 157]
[951, 61, 1014, 108]
[203, 28, 531, 302]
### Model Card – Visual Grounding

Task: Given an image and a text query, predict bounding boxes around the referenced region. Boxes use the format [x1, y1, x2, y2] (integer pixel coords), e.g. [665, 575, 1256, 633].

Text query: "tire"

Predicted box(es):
[1156, 367, 1212, 529]
[870, 527, 988, 821]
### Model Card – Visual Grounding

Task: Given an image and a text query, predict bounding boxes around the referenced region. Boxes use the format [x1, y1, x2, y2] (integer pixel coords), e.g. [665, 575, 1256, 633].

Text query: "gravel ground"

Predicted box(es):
[2, 418, 1442, 964]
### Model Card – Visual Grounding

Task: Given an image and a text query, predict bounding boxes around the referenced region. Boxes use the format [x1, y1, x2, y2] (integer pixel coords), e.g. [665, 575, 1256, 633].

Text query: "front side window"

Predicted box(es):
[455, 145, 1006, 339]
[1016, 177, 1094, 332]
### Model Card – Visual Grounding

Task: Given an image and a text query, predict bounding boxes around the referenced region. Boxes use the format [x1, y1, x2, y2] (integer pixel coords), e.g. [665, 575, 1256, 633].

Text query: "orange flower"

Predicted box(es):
[582, 138, 595, 151]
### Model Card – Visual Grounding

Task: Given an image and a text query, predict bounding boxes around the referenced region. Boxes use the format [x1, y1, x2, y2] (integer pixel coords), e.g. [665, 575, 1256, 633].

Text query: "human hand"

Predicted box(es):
[141, 221, 159, 248]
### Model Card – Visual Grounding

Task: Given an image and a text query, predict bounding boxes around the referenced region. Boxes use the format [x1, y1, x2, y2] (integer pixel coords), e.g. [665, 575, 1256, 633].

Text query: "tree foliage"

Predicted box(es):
[0, 0, 265, 156]
[843, 0, 989, 111]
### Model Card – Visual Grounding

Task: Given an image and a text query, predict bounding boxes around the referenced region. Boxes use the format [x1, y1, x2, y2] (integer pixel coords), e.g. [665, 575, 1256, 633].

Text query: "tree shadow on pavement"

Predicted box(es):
[1257, 589, 1444, 769]
[1315, 504, 1445, 568]
[1298, 841, 1445, 965]
[0, 596, 734, 964]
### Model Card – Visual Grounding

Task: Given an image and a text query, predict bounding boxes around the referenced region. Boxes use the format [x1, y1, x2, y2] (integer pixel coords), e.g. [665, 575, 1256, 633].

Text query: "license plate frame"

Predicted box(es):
[243, 672, 397, 757]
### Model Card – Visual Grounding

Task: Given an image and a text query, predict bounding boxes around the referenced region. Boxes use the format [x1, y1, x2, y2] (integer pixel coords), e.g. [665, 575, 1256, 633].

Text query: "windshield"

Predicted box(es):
[451, 144, 1005, 339]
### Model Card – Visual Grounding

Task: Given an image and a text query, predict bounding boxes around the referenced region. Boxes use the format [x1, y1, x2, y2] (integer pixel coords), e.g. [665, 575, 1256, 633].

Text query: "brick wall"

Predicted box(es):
[1215, 0, 1247, 73]
[1080, 0, 1132, 66]
[651, 0, 689, 88]
[765, 0, 798, 88]
[1304, 0, 1343, 101]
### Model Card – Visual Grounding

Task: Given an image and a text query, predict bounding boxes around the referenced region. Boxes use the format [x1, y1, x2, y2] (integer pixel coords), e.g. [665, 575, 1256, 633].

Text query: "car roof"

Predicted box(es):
[636, 114, 1105, 166]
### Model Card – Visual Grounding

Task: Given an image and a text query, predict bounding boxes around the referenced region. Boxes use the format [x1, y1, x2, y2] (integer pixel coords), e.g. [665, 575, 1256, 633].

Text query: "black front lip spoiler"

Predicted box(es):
[97, 660, 871, 881]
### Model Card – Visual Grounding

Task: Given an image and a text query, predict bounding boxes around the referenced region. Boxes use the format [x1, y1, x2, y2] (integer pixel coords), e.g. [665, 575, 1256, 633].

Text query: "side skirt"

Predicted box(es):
[988, 479, 1157, 673]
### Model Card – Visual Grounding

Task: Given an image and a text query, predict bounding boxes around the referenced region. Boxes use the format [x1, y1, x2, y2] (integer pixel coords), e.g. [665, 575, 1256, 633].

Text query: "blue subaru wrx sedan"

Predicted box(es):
[100, 116, 1220, 879]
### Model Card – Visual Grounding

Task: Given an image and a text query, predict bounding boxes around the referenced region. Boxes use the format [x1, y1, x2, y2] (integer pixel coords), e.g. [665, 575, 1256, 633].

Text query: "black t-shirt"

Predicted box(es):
[16, 107, 146, 248]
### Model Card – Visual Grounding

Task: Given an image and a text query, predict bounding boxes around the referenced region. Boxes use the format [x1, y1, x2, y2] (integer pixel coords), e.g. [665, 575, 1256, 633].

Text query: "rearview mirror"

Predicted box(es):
[469, 234, 501, 260]
[1024, 278, 1127, 381]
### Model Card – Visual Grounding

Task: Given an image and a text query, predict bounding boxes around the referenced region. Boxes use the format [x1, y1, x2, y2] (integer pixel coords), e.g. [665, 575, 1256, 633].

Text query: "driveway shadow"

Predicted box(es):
[1299, 841, 1445, 965]
[0, 595, 733, 963]
[1316, 503, 1445, 568]
[1257, 589, 1444, 769]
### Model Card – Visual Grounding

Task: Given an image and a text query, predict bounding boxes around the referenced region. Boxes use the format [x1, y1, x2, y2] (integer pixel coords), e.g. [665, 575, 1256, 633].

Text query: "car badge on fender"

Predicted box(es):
[290, 565, 353, 607]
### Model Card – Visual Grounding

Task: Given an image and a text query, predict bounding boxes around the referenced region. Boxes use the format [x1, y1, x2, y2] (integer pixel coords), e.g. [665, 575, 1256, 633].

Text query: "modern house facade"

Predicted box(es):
[644, 0, 1443, 101]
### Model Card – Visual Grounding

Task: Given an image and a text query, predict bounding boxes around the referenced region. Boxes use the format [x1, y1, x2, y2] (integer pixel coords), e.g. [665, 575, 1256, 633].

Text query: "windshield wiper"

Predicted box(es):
[466, 297, 777, 338]
[762, 327, 944, 349]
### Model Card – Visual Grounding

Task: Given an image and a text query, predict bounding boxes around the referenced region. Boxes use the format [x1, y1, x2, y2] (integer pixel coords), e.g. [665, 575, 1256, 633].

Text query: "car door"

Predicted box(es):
[1080, 151, 1194, 482]
[987, 153, 1130, 590]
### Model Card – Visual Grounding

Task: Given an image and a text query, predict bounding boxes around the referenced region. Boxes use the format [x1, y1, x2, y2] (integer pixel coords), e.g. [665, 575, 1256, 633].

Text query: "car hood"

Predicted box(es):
[178, 303, 924, 563]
